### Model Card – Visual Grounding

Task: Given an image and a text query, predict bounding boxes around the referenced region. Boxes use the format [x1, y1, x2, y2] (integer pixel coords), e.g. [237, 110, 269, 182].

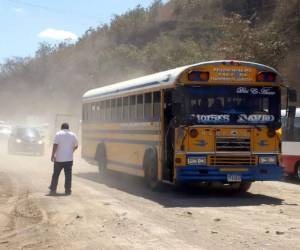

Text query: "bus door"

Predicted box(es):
[163, 90, 175, 181]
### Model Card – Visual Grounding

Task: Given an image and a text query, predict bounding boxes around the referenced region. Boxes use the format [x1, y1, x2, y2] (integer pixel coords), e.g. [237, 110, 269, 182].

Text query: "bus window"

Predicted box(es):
[105, 100, 111, 121]
[294, 117, 300, 141]
[111, 99, 117, 121]
[153, 91, 161, 119]
[137, 94, 143, 119]
[100, 101, 105, 121]
[282, 116, 300, 141]
[123, 97, 129, 120]
[95, 102, 100, 121]
[144, 93, 152, 119]
[117, 98, 122, 121]
[87, 103, 92, 121]
[130, 95, 136, 120]
[82, 104, 87, 121]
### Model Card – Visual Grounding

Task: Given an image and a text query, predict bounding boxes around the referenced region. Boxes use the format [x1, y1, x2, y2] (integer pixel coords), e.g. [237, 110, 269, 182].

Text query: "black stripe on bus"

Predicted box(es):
[83, 137, 159, 146]
[108, 160, 142, 170]
[82, 129, 160, 135]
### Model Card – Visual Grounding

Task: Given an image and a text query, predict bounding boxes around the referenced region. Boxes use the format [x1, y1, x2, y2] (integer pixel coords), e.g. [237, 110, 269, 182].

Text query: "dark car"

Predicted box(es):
[8, 127, 44, 155]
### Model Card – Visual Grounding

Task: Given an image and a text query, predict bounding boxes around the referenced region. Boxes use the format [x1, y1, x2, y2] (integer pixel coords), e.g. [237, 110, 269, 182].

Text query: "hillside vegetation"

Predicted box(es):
[0, 0, 299, 120]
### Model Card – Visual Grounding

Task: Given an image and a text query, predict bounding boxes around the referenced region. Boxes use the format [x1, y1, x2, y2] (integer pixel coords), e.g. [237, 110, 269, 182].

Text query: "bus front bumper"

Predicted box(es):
[175, 165, 283, 182]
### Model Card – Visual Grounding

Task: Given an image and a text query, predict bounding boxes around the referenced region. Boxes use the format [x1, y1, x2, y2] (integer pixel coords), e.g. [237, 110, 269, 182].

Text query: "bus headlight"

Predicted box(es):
[187, 157, 206, 165]
[38, 140, 43, 145]
[16, 139, 22, 143]
[259, 156, 277, 165]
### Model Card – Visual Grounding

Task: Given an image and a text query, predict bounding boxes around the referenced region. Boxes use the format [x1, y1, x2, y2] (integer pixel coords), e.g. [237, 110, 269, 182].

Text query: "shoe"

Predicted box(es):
[49, 190, 57, 196]
[65, 190, 72, 195]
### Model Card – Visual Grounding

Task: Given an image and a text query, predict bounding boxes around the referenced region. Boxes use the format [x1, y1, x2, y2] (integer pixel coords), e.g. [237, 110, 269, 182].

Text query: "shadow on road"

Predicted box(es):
[282, 176, 300, 185]
[75, 171, 284, 208]
[45, 193, 70, 197]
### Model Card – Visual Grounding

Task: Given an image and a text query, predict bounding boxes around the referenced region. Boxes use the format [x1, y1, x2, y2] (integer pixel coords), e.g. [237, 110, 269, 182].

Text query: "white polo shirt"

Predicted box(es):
[54, 129, 78, 162]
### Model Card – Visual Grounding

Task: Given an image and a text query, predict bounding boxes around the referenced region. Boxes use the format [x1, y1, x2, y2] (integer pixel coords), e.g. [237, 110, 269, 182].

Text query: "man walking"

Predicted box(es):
[49, 123, 78, 195]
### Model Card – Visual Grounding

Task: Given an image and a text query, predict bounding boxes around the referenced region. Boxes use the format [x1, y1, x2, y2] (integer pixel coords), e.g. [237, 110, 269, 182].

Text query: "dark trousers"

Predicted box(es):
[50, 161, 73, 192]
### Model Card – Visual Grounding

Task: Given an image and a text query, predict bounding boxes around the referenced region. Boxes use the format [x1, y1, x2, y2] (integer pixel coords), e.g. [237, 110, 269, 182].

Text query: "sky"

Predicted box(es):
[0, 0, 164, 63]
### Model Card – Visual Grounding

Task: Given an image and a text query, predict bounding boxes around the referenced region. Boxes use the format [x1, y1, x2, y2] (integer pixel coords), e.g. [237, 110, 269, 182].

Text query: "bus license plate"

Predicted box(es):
[227, 174, 241, 182]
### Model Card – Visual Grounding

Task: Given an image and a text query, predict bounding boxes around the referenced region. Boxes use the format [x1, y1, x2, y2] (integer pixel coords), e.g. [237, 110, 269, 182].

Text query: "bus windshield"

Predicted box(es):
[185, 85, 280, 126]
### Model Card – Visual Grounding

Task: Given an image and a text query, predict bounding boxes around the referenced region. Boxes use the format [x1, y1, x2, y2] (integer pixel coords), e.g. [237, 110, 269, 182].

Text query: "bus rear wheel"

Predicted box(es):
[143, 148, 160, 190]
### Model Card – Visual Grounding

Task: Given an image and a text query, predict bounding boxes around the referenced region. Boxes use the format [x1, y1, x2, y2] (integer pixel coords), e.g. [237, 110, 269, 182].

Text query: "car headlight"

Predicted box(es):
[16, 138, 22, 143]
[187, 157, 206, 165]
[259, 156, 277, 165]
[38, 140, 43, 145]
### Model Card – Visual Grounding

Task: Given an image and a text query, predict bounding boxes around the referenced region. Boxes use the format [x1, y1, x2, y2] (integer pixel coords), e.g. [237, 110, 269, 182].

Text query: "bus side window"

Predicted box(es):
[123, 97, 129, 120]
[96, 102, 100, 121]
[144, 93, 152, 119]
[153, 91, 161, 119]
[294, 117, 300, 141]
[92, 103, 96, 121]
[100, 101, 105, 121]
[105, 100, 111, 121]
[130, 95, 136, 120]
[87, 103, 91, 121]
[117, 98, 122, 121]
[111, 99, 117, 121]
[137, 94, 143, 120]
[82, 104, 86, 121]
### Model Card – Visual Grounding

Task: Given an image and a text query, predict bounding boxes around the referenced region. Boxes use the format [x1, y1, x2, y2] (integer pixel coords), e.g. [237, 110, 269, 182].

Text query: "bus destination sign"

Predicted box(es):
[210, 66, 255, 82]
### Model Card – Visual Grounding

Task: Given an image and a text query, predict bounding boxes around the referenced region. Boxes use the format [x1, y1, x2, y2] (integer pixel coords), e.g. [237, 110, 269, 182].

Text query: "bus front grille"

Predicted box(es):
[208, 155, 256, 166]
[216, 137, 251, 152]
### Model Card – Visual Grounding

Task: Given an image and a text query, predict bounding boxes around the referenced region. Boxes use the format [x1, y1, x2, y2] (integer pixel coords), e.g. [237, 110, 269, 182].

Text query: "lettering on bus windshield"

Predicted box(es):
[192, 114, 275, 124]
[237, 114, 275, 123]
[236, 87, 276, 95]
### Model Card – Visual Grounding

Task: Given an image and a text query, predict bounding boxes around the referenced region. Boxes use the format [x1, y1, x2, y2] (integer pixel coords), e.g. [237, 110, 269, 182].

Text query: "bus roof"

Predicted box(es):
[83, 60, 280, 101]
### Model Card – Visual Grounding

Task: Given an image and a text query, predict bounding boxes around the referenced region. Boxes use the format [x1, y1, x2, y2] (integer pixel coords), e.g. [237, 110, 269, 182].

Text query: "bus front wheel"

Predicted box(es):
[226, 181, 252, 193]
[143, 148, 160, 190]
[238, 181, 252, 193]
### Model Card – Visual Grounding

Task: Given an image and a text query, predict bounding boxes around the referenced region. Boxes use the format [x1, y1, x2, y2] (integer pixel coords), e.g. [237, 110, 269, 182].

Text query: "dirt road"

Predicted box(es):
[0, 143, 299, 250]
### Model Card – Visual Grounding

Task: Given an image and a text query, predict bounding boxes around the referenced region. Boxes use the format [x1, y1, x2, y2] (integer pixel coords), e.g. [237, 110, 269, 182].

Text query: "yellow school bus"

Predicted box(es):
[82, 60, 296, 192]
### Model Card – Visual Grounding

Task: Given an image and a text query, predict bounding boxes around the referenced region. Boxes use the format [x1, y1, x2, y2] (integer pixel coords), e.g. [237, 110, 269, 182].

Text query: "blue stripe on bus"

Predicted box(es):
[82, 129, 160, 135]
[108, 160, 142, 170]
[83, 137, 159, 146]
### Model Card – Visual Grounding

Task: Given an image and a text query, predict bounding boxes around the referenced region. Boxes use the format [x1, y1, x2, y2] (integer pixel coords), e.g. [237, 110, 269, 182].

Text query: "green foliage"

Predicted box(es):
[35, 42, 55, 58]
[143, 36, 206, 71]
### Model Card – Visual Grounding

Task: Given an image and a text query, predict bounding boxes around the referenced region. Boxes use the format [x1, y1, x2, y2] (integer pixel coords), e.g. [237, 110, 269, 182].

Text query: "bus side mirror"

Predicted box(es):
[287, 88, 297, 118]
[288, 88, 297, 103]
[288, 106, 296, 118]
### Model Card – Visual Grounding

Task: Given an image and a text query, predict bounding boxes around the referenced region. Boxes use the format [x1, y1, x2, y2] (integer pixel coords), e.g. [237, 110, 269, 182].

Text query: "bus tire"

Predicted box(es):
[238, 181, 252, 193]
[143, 148, 160, 190]
[226, 181, 252, 194]
[95, 143, 107, 173]
[295, 162, 300, 182]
